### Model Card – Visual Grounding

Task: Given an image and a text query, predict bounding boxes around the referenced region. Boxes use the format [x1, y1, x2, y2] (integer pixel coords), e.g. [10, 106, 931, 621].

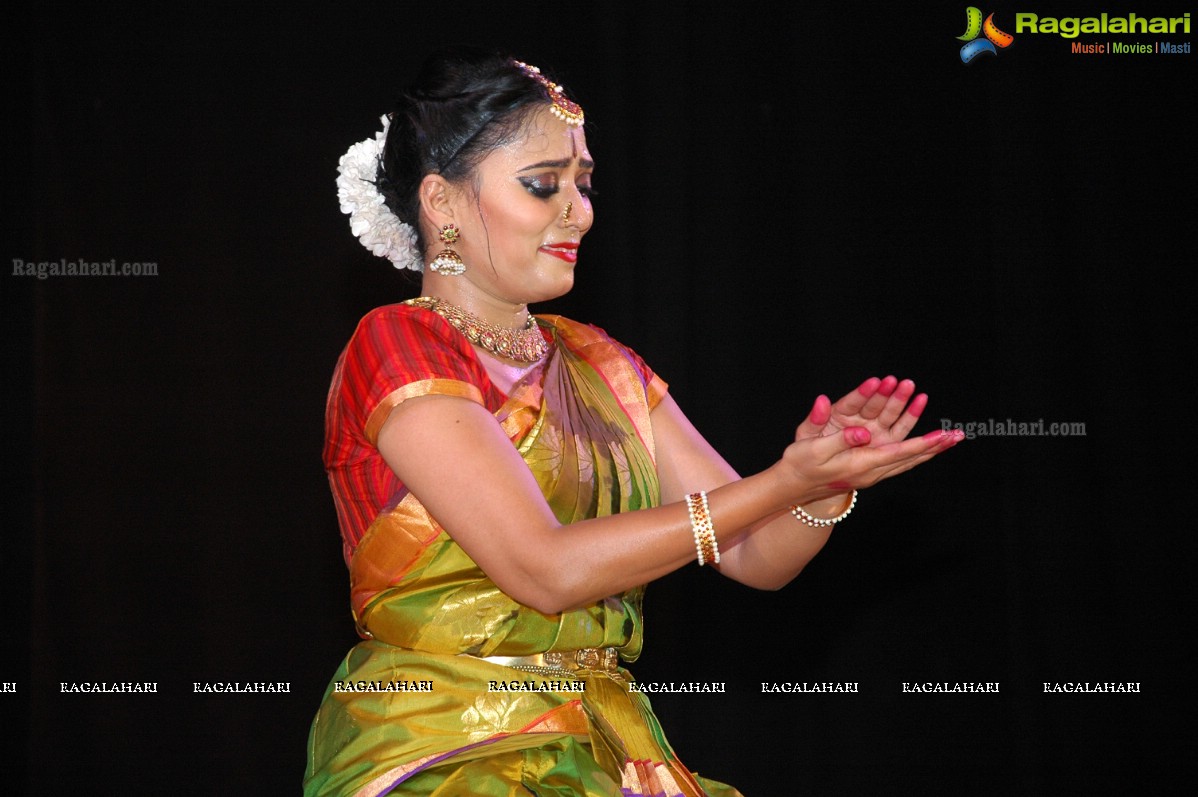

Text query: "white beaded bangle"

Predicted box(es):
[790, 490, 858, 528]
[685, 491, 719, 565]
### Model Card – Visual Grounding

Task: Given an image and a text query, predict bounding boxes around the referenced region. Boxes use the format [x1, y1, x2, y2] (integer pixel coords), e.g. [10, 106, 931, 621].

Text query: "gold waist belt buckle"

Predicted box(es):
[480, 648, 620, 678]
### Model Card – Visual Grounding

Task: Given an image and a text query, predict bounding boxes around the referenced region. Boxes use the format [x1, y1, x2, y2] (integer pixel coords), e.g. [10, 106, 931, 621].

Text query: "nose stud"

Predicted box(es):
[562, 201, 573, 223]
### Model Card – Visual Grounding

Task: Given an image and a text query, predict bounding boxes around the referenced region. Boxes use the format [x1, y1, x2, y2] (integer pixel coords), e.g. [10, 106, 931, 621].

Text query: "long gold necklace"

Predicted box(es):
[406, 296, 549, 363]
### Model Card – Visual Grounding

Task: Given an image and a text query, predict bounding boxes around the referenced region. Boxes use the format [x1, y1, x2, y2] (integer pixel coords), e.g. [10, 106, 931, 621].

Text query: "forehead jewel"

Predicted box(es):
[513, 61, 585, 127]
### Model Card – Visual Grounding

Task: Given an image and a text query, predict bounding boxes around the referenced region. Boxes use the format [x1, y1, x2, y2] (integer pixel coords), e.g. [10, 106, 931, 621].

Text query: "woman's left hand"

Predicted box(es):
[795, 375, 927, 449]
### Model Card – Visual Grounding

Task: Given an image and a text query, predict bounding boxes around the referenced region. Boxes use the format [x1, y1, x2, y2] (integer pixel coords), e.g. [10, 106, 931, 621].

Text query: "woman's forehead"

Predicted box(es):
[490, 108, 590, 167]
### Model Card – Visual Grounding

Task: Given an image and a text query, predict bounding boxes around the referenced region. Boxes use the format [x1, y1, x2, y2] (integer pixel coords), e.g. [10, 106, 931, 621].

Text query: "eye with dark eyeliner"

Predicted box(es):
[519, 176, 558, 198]
[519, 174, 597, 200]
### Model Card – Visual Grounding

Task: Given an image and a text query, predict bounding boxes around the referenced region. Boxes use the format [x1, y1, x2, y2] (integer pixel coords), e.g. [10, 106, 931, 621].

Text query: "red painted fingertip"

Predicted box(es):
[906, 393, 929, 417]
[846, 427, 871, 446]
[935, 429, 965, 447]
[857, 377, 881, 397]
[812, 399, 832, 426]
[877, 375, 898, 397]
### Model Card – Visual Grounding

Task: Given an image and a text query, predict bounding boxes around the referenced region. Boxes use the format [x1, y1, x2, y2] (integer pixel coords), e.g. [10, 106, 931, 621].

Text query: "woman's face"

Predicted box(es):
[450, 106, 594, 306]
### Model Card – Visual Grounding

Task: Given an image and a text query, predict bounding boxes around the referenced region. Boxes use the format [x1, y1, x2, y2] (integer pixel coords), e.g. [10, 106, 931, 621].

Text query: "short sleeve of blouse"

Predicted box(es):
[581, 321, 669, 411]
[621, 343, 669, 410]
[329, 304, 493, 448]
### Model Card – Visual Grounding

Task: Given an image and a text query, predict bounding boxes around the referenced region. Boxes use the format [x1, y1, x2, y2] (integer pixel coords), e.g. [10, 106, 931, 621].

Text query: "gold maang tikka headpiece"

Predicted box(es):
[513, 61, 585, 126]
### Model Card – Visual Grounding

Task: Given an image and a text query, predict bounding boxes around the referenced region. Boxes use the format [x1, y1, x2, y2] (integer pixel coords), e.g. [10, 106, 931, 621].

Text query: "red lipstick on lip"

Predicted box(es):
[540, 242, 579, 263]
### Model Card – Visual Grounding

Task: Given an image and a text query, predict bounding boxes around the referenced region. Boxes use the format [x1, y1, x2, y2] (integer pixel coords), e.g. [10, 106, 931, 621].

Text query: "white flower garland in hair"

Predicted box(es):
[335, 115, 424, 272]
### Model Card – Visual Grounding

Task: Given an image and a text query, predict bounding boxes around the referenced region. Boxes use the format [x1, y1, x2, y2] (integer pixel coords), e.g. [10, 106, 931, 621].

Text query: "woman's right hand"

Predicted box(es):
[776, 378, 963, 506]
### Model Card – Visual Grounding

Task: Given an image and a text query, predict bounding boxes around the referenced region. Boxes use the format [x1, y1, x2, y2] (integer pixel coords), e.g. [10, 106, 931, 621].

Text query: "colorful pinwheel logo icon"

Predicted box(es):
[958, 7, 1014, 63]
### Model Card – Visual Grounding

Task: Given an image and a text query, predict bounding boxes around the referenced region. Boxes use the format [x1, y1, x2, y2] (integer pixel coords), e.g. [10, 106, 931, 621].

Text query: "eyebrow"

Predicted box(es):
[517, 157, 595, 172]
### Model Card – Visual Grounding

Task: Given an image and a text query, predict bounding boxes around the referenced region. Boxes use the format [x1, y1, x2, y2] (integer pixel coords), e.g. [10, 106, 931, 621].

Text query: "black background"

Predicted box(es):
[5, 2, 1193, 794]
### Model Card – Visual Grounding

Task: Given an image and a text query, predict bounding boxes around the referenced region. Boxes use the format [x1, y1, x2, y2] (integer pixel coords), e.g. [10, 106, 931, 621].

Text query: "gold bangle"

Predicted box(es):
[685, 491, 719, 565]
[790, 490, 858, 528]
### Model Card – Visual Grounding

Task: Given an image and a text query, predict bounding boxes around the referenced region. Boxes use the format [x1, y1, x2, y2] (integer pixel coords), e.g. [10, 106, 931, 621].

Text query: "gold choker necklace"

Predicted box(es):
[406, 296, 549, 363]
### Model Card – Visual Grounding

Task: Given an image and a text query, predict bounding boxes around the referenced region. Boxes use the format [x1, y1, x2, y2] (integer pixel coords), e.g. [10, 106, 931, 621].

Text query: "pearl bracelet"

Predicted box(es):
[790, 490, 858, 528]
[685, 491, 719, 565]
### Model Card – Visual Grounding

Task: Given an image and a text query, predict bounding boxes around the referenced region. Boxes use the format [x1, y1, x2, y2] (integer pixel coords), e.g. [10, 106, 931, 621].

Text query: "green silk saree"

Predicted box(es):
[306, 317, 740, 797]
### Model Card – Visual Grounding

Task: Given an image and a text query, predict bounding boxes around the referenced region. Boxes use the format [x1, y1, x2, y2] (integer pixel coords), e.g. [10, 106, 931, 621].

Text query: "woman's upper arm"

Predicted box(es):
[375, 394, 567, 612]
[650, 392, 741, 503]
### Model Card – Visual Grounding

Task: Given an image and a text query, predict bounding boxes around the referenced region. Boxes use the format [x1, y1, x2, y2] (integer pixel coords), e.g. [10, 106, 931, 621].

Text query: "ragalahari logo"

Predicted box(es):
[958, 7, 1015, 62]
